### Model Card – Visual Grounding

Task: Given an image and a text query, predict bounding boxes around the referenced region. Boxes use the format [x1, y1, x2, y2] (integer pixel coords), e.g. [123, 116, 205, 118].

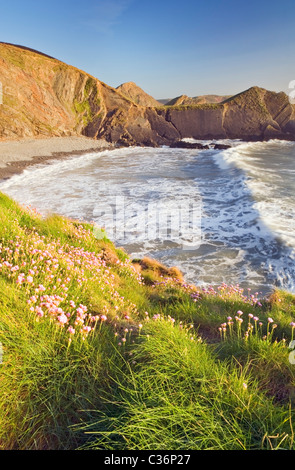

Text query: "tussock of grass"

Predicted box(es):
[0, 192, 295, 450]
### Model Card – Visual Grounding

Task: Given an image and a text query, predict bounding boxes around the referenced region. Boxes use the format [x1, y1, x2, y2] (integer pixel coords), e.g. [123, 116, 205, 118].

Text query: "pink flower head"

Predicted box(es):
[57, 313, 68, 325]
[100, 314, 107, 322]
[35, 306, 44, 318]
[82, 326, 91, 333]
[16, 274, 25, 284]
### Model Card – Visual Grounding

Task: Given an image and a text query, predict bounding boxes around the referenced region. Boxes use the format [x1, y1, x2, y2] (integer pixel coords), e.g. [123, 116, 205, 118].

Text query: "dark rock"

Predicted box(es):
[213, 143, 231, 150]
[170, 141, 209, 149]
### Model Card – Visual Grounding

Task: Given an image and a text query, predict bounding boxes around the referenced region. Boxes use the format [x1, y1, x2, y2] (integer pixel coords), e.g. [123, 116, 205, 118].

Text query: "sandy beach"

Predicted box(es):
[0, 136, 114, 181]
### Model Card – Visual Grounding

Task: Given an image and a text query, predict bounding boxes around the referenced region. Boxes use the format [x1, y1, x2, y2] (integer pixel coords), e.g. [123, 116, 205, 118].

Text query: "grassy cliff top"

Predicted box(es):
[0, 192, 295, 450]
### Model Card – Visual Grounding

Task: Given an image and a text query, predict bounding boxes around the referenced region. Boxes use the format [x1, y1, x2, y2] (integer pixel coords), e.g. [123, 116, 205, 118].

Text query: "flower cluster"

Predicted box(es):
[0, 227, 143, 340]
[218, 309, 279, 341]
[203, 283, 263, 307]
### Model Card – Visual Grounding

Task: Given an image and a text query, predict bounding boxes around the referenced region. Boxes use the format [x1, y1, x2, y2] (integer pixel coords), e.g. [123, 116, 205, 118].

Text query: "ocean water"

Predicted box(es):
[1, 139, 294, 296]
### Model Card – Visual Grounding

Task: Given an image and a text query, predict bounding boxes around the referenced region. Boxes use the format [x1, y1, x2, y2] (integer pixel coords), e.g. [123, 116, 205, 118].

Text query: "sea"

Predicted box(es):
[1, 138, 295, 297]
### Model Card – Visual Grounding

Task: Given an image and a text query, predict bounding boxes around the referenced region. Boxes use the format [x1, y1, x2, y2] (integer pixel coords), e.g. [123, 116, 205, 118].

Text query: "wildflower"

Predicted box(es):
[35, 306, 44, 317]
[235, 316, 243, 323]
[237, 310, 243, 316]
[57, 313, 68, 325]
[267, 317, 274, 323]
[16, 274, 25, 284]
[242, 383, 247, 390]
[68, 326, 75, 335]
[100, 314, 107, 322]
[82, 326, 91, 333]
[26, 275, 34, 284]
[91, 315, 100, 322]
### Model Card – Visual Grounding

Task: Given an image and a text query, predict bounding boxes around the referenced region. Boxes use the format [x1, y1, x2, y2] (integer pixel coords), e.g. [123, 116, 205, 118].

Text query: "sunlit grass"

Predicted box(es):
[0, 192, 295, 450]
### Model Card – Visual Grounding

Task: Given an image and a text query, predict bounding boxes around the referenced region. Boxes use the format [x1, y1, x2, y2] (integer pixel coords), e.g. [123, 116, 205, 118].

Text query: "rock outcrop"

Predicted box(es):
[1, 42, 295, 145]
[165, 94, 231, 106]
[116, 81, 162, 107]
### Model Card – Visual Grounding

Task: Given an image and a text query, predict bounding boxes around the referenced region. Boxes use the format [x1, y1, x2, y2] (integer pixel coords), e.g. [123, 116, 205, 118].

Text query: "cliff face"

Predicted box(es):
[0, 43, 174, 145]
[165, 87, 295, 141]
[1, 43, 295, 145]
[0, 43, 105, 139]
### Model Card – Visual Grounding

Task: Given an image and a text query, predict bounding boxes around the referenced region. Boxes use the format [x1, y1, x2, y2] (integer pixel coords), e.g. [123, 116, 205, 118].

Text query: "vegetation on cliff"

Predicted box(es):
[1, 192, 295, 450]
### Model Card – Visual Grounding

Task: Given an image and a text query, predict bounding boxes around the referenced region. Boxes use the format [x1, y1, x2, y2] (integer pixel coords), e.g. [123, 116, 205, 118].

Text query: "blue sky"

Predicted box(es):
[1, 0, 295, 99]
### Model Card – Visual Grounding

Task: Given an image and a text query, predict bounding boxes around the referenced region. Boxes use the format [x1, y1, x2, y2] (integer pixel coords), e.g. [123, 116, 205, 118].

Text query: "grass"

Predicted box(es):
[0, 191, 295, 450]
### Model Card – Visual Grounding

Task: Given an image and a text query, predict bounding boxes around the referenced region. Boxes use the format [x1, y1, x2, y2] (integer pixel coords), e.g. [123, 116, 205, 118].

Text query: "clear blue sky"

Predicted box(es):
[1, 0, 295, 99]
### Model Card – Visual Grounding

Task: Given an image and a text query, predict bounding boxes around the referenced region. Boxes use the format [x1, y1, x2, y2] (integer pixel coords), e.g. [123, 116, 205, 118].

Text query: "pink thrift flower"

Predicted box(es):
[57, 313, 68, 325]
[35, 307, 44, 317]
[83, 326, 91, 333]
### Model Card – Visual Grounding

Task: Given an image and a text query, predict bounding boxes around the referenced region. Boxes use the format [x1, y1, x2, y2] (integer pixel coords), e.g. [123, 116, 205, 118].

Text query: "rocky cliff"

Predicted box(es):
[1, 42, 295, 145]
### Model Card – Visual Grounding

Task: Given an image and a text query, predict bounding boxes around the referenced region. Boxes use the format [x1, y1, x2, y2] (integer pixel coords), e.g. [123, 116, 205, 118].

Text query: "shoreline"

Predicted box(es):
[0, 136, 115, 182]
